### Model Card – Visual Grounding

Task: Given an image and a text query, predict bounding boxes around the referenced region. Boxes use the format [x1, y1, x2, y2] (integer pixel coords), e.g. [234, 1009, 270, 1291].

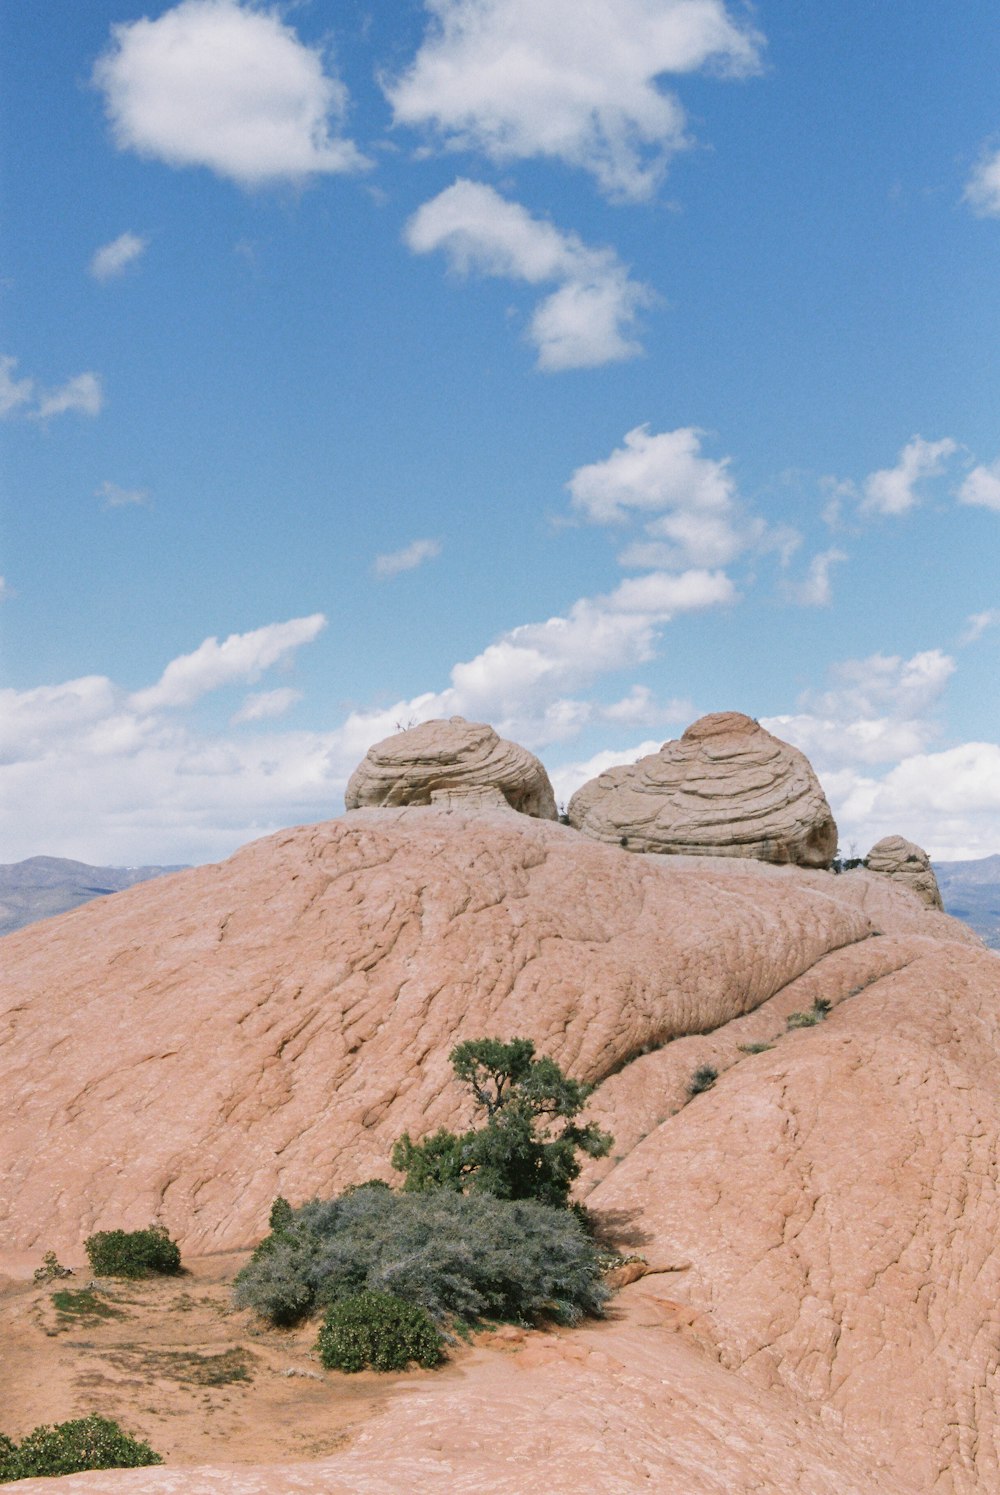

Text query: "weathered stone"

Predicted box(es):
[568, 711, 838, 867]
[865, 834, 943, 909]
[345, 716, 557, 819]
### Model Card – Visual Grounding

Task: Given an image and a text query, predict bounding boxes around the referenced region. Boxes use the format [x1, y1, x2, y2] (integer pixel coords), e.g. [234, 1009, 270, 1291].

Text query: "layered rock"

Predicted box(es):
[865, 834, 943, 909]
[568, 711, 838, 867]
[345, 716, 557, 819]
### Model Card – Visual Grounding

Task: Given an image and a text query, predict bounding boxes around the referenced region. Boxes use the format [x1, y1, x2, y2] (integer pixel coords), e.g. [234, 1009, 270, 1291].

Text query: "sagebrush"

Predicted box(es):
[233, 1183, 607, 1328]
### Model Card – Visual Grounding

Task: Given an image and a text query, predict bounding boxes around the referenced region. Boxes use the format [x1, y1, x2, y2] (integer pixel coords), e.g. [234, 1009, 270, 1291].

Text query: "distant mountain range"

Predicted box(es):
[935, 855, 1000, 951]
[0, 856, 188, 938]
[2, 850, 999, 949]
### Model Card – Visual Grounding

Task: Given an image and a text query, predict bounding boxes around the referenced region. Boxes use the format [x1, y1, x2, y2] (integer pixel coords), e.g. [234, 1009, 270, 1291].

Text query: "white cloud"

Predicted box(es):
[405, 179, 652, 369]
[783, 547, 847, 608]
[96, 481, 150, 509]
[548, 738, 664, 810]
[0, 356, 34, 416]
[961, 609, 1000, 645]
[374, 537, 442, 579]
[131, 614, 326, 712]
[957, 460, 1000, 512]
[94, 0, 369, 188]
[763, 649, 955, 773]
[0, 356, 103, 421]
[861, 435, 958, 517]
[965, 146, 1000, 217]
[90, 232, 148, 281]
[0, 577, 10, 602]
[387, 0, 763, 200]
[231, 687, 303, 724]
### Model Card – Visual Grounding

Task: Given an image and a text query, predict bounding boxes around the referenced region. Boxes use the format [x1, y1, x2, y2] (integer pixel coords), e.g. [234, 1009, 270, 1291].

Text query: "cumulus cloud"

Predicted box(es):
[131, 614, 326, 712]
[231, 687, 303, 724]
[763, 649, 956, 772]
[783, 548, 847, 608]
[547, 738, 664, 810]
[964, 146, 1000, 217]
[387, 0, 763, 200]
[961, 609, 1000, 645]
[96, 481, 150, 509]
[0, 357, 103, 421]
[90, 232, 147, 281]
[861, 435, 958, 517]
[405, 179, 652, 369]
[957, 460, 1000, 512]
[373, 537, 442, 579]
[93, 0, 369, 188]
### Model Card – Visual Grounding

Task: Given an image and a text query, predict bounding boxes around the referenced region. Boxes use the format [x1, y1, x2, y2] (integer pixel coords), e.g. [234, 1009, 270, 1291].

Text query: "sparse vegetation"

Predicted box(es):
[316, 1291, 443, 1373]
[737, 1041, 774, 1054]
[786, 998, 833, 1030]
[0, 1416, 161, 1481]
[687, 1064, 719, 1096]
[33, 1251, 72, 1284]
[233, 1184, 607, 1330]
[84, 1225, 181, 1279]
[51, 1288, 127, 1325]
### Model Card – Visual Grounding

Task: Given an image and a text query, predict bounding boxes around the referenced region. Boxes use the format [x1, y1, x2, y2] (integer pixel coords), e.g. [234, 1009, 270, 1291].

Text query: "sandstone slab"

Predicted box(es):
[866, 834, 943, 909]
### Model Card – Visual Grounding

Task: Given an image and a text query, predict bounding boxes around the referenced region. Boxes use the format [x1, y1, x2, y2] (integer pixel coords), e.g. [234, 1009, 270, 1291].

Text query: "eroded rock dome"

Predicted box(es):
[865, 835, 943, 909]
[345, 716, 558, 820]
[567, 711, 838, 866]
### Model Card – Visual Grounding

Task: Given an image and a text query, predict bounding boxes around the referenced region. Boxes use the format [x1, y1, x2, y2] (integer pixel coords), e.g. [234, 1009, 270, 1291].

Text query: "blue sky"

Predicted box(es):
[2, 0, 999, 866]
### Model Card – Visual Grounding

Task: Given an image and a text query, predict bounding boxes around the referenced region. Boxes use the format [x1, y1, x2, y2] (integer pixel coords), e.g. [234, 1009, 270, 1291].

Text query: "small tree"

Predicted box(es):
[392, 1037, 612, 1210]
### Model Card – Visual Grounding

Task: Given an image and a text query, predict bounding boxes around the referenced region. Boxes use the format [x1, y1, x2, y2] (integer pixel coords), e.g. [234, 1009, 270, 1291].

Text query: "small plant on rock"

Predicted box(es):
[687, 1065, 718, 1096]
[33, 1251, 72, 1283]
[786, 998, 832, 1030]
[0, 1416, 161, 1481]
[316, 1291, 443, 1373]
[84, 1225, 181, 1279]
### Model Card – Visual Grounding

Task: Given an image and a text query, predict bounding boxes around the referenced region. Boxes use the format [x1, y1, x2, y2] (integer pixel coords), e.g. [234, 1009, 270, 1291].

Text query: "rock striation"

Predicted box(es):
[568, 711, 838, 866]
[865, 834, 943, 909]
[345, 716, 558, 819]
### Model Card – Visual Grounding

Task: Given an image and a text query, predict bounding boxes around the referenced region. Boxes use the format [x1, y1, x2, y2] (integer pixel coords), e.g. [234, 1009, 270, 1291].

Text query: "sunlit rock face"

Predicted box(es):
[866, 834, 944, 909]
[567, 711, 838, 867]
[345, 716, 558, 820]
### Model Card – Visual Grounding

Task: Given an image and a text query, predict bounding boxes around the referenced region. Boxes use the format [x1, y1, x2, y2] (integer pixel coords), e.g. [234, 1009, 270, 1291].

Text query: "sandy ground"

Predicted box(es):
[0, 1249, 489, 1466]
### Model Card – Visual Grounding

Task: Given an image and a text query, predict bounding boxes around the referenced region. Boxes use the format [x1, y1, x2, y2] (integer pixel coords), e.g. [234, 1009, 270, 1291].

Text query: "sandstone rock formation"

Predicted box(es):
[1, 809, 995, 1494]
[345, 716, 558, 819]
[865, 833, 943, 909]
[568, 711, 838, 866]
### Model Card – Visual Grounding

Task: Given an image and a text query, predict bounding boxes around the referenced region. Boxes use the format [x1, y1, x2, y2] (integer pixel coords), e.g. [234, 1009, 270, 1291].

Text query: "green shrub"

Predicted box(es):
[687, 1065, 718, 1096]
[233, 1185, 607, 1329]
[84, 1225, 181, 1279]
[0, 1416, 161, 1481]
[737, 1042, 773, 1055]
[316, 1291, 443, 1373]
[392, 1037, 612, 1210]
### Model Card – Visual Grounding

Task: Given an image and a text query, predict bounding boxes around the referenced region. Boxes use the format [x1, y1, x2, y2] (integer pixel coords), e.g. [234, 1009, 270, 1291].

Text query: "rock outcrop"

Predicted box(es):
[1, 808, 994, 1494]
[345, 716, 558, 819]
[866, 834, 943, 909]
[568, 711, 838, 866]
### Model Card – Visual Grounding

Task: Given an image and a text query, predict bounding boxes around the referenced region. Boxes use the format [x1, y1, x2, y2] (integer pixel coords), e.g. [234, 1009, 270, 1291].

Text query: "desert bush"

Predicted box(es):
[233, 1185, 607, 1329]
[737, 1042, 773, 1055]
[0, 1416, 161, 1481]
[687, 1065, 718, 1096]
[392, 1037, 612, 1209]
[316, 1290, 443, 1372]
[84, 1225, 181, 1279]
[32, 1250, 72, 1283]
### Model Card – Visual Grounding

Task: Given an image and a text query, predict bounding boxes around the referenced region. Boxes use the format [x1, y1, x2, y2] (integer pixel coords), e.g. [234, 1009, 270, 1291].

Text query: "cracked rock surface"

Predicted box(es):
[1, 807, 995, 1493]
